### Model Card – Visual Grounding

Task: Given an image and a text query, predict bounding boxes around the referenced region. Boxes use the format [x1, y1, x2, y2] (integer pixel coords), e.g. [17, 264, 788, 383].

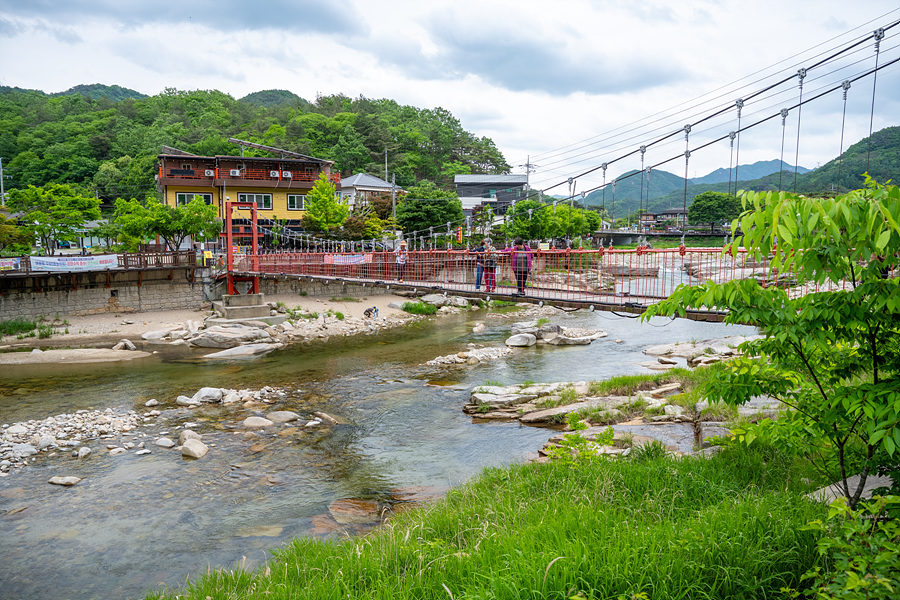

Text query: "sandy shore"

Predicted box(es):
[0, 292, 413, 352]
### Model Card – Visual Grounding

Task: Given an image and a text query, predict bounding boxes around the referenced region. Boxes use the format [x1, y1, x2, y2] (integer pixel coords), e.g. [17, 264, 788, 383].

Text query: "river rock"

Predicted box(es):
[6, 424, 27, 436]
[181, 439, 209, 459]
[328, 498, 383, 525]
[472, 323, 486, 334]
[108, 447, 128, 456]
[505, 333, 537, 347]
[77, 446, 92, 459]
[11, 444, 37, 457]
[142, 329, 174, 341]
[202, 343, 282, 359]
[451, 297, 469, 308]
[175, 395, 200, 407]
[388, 301, 404, 309]
[191, 387, 224, 403]
[49, 476, 82, 486]
[178, 430, 201, 445]
[313, 411, 342, 425]
[243, 416, 274, 429]
[546, 335, 593, 346]
[188, 325, 272, 349]
[145, 399, 159, 407]
[155, 437, 176, 448]
[37, 435, 56, 450]
[267, 411, 300, 423]
[222, 390, 242, 404]
[135, 449, 151, 456]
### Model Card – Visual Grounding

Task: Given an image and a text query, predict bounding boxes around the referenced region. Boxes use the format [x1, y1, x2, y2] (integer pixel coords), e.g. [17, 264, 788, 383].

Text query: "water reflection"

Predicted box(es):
[0, 310, 756, 600]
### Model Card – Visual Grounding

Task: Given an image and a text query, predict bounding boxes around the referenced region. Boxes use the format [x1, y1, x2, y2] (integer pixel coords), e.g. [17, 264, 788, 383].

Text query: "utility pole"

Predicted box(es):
[518, 155, 538, 195]
[384, 147, 388, 181]
[391, 173, 396, 223]
[0, 157, 5, 207]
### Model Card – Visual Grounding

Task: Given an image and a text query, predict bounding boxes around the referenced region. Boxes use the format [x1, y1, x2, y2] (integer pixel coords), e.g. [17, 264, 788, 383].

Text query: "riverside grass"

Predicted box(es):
[148, 444, 825, 600]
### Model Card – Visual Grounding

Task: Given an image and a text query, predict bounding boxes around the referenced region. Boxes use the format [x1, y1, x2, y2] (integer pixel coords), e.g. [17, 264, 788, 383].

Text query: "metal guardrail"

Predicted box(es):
[0, 251, 200, 275]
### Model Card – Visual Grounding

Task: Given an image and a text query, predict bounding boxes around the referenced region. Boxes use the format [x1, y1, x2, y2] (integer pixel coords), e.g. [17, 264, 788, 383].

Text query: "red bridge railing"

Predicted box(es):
[233, 247, 850, 306]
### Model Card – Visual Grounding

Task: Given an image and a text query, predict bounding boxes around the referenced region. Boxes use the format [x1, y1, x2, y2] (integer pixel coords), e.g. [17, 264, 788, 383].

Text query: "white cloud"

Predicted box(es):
[0, 0, 898, 187]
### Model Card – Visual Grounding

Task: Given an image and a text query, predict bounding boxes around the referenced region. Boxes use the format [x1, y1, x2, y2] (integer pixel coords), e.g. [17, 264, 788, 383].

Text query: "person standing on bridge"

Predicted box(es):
[504, 237, 533, 295]
[484, 240, 497, 292]
[472, 238, 487, 290]
[395, 240, 408, 282]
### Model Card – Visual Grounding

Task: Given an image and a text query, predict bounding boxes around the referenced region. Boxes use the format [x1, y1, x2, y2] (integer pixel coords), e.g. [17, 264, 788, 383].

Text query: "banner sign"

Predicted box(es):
[29, 254, 119, 272]
[0, 257, 20, 271]
[324, 253, 373, 266]
[456, 226, 463, 243]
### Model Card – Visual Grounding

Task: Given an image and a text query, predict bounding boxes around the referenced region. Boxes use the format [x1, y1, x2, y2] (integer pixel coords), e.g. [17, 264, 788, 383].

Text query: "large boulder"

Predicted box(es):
[505, 333, 537, 347]
[191, 387, 224, 403]
[420, 294, 448, 307]
[141, 329, 173, 341]
[188, 325, 272, 349]
[202, 344, 282, 359]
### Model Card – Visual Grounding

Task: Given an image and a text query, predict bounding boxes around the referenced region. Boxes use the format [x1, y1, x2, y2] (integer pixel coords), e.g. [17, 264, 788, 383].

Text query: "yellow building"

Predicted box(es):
[156, 141, 338, 222]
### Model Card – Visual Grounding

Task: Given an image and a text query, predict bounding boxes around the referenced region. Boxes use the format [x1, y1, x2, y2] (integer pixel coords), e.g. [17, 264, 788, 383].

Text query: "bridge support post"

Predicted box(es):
[225, 200, 259, 295]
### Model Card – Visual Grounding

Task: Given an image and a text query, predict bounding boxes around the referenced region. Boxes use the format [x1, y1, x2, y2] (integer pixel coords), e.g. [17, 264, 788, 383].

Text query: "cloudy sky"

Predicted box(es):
[1, 0, 899, 194]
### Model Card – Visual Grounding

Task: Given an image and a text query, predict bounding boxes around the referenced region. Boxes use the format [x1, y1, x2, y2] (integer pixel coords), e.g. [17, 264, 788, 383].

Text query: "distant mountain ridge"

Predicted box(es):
[0, 83, 147, 101]
[584, 127, 899, 218]
[692, 159, 810, 185]
[240, 89, 307, 107]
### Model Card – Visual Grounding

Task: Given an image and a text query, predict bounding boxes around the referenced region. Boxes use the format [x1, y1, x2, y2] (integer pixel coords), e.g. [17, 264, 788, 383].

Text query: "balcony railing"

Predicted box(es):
[160, 166, 341, 185]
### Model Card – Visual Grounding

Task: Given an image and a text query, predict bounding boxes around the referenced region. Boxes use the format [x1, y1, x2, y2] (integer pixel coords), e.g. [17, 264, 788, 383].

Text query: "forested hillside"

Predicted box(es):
[0, 87, 510, 204]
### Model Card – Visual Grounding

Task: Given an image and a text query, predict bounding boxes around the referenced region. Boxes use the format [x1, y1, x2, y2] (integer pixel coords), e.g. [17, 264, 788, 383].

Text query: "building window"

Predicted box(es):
[175, 193, 213, 206]
[181, 164, 192, 170]
[238, 193, 272, 210]
[287, 194, 306, 210]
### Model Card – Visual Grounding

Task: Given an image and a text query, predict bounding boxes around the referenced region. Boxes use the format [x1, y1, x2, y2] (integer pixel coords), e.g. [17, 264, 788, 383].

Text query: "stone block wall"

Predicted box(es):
[0, 268, 212, 320]
[259, 276, 391, 299]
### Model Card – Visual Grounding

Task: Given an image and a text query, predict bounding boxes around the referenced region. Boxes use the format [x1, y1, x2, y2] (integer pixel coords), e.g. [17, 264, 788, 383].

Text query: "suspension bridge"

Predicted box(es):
[220, 21, 896, 320]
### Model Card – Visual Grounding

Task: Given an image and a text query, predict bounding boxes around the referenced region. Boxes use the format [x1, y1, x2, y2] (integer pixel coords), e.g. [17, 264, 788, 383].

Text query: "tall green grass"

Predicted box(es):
[0, 317, 37, 338]
[147, 444, 824, 600]
[402, 301, 438, 315]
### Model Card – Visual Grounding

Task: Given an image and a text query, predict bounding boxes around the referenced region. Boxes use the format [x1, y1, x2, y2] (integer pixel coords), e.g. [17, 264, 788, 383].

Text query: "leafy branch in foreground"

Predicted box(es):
[644, 177, 900, 508]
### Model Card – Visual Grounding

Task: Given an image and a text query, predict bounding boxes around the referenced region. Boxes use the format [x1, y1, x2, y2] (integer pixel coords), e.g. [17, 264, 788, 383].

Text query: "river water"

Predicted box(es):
[0, 309, 756, 600]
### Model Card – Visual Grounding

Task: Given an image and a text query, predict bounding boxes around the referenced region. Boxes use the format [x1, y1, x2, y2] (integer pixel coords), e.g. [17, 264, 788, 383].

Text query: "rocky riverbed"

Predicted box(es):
[461, 334, 772, 460]
[0, 384, 339, 477]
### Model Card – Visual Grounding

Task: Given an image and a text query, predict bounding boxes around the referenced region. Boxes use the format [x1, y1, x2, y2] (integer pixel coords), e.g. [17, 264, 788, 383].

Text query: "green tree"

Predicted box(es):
[688, 191, 742, 232]
[301, 173, 349, 232]
[7, 183, 101, 255]
[397, 181, 463, 235]
[643, 178, 900, 508]
[0, 213, 30, 254]
[331, 128, 370, 175]
[115, 196, 220, 251]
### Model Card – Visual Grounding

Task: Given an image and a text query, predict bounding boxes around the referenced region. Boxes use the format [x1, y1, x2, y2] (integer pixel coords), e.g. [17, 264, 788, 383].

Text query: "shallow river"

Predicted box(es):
[0, 309, 757, 600]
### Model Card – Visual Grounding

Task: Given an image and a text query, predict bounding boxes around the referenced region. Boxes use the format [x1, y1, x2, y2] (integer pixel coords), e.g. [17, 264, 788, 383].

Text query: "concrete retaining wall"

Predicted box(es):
[0, 270, 389, 320]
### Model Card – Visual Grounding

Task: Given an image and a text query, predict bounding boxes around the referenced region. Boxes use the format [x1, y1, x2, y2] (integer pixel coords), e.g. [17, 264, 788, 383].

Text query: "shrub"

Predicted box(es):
[401, 301, 437, 315]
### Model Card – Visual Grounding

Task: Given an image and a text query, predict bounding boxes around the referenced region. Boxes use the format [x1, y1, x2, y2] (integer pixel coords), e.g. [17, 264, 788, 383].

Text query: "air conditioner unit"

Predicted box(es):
[281, 171, 292, 178]
[229, 169, 241, 176]
[204, 169, 215, 177]
[269, 170, 280, 177]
